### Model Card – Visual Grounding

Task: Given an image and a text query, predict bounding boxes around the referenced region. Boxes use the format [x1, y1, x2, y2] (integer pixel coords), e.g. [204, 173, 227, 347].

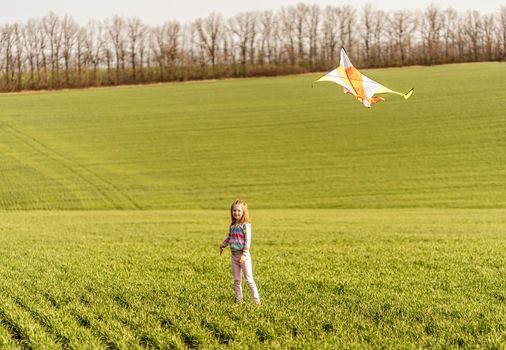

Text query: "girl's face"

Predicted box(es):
[232, 205, 243, 222]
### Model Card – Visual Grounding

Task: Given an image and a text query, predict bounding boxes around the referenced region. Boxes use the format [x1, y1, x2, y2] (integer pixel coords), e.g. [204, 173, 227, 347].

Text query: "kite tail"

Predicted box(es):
[404, 88, 414, 100]
[376, 86, 414, 100]
[393, 88, 414, 100]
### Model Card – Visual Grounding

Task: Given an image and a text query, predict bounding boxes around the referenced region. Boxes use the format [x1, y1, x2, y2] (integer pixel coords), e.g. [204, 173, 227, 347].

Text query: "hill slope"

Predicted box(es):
[0, 63, 505, 209]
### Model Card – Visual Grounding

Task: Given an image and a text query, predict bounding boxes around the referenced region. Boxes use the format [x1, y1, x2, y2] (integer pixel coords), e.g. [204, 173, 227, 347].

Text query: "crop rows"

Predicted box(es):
[0, 210, 503, 348]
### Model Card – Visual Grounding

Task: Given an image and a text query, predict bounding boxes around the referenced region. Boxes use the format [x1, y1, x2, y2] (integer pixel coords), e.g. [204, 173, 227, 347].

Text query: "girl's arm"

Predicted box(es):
[220, 228, 231, 254]
[242, 223, 252, 256]
[222, 230, 231, 247]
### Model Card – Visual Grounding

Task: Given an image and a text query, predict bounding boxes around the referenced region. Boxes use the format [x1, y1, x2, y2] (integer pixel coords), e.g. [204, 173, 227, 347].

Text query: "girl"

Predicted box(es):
[220, 199, 261, 305]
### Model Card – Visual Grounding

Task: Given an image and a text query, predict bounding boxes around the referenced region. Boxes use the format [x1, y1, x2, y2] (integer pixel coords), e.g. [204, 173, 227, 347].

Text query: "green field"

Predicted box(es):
[1, 62, 505, 210]
[0, 210, 504, 349]
[0, 63, 505, 348]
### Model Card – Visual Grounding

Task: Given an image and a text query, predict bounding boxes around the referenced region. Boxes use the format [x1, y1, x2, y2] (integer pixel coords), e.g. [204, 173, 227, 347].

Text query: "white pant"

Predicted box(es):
[231, 254, 260, 302]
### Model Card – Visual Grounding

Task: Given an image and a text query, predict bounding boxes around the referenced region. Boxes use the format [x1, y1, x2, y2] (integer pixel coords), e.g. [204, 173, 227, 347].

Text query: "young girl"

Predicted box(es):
[220, 199, 261, 305]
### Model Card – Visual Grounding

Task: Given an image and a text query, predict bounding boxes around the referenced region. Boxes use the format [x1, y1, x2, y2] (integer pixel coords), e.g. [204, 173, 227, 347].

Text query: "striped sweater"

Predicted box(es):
[222, 223, 252, 255]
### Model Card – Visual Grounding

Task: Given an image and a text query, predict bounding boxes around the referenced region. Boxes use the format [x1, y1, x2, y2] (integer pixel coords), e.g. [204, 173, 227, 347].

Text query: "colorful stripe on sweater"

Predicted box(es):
[222, 223, 251, 255]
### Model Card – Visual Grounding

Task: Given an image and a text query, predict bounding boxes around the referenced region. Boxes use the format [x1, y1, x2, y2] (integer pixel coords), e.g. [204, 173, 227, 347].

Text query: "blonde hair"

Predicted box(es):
[230, 199, 251, 225]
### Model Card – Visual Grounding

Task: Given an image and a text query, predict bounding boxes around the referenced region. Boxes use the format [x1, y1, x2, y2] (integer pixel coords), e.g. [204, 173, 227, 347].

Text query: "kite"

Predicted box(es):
[315, 48, 414, 108]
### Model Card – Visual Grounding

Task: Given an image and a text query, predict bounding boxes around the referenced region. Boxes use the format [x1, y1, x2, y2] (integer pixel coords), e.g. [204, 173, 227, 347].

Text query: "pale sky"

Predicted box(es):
[2, 0, 504, 25]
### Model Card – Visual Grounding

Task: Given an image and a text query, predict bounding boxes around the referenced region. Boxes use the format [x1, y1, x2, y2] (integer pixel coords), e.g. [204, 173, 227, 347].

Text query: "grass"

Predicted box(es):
[0, 209, 504, 348]
[0, 62, 505, 348]
[0, 63, 505, 209]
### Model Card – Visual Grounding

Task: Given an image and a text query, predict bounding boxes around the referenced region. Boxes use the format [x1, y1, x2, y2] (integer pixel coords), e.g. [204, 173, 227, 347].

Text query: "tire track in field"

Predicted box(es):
[69, 291, 183, 349]
[0, 297, 60, 349]
[0, 309, 25, 348]
[0, 269, 82, 349]
[11, 296, 71, 349]
[0, 122, 117, 209]
[0, 150, 82, 210]
[14, 295, 102, 349]
[65, 306, 119, 350]
[1, 260, 134, 349]
[2, 264, 114, 349]
[67, 307, 132, 350]
[0, 122, 141, 209]
[0, 270, 106, 349]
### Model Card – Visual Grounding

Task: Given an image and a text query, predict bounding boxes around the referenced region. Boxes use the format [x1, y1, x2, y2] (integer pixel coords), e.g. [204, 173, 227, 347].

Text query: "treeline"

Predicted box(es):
[1, 4, 505, 92]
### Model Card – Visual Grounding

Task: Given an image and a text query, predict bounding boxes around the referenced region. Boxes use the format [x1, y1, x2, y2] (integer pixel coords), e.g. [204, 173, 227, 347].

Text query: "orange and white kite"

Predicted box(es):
[315, 48, 413, 108]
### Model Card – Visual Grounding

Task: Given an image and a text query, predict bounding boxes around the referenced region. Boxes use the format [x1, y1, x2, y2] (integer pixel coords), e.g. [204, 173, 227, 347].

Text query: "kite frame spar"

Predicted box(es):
[315, 48, 414, 108]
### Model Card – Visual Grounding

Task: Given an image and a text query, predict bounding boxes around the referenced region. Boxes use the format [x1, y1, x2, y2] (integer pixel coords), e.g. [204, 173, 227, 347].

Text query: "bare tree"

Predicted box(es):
[322, 6, 340, 64]
[306, 5, 320, 67]
[85, 20, 105, 84]
[181, 23, 197, 68]
[152, 20, 181, 81]
[228, 12, 256, 73]
[295, 4, 309, 63]
[248, 13, 258, 65]
[482, 14, 496, 60]
[165, 21, 181, 66]
[501, 7, 506, 59]
[103, 45, 113, 83]
[257, 10, 278, 65]
[339, 6, 356, 55]
[43, 12, 62, 88]
[463, 10, 482, 61]
[360, 5, 374, 62]
[22, 19, 39, 88]
[220, 24, 231, 66]
[195, 13, 224, 71]
[127, 17, 145, 81]
[151, 25, 166, 80]
[442, 8, 459, 62]
[454, 15, 466, 61]
[75, 27, 88, 85]
[107, 16, 126, 83]
[279, 7, 297, 65]
[0, 24, 15, 89]
[371, 9, 386, 65]
[37, 20, 48, 87]
[61, 15, 79, 85]
[137, 23, 148, 81]
[387, 10, 417, 66]
[421, 5, 444, 64]
[13, 24, 24, 89]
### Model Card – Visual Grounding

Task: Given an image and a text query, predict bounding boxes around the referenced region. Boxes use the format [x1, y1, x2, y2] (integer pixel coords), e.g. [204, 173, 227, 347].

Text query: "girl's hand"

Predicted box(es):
[240, 255, 246, 264]
[219, 244, 225, 255]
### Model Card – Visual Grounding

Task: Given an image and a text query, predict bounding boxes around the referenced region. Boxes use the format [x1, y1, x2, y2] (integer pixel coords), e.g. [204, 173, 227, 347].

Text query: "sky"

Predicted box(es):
[2, 0, 504, 25]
